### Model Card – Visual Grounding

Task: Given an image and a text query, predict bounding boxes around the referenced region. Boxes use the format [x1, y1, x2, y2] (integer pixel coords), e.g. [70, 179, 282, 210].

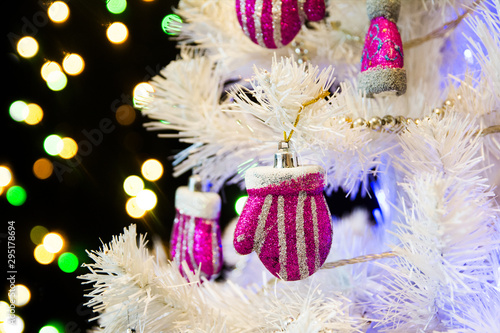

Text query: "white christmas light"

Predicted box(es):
[135, 189, 157, 211]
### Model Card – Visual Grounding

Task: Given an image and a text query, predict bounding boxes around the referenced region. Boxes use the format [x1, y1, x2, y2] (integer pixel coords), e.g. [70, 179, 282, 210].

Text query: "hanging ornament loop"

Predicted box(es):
[188, 174, 203, 192]
[274, 141, 298, 168]
[284, 90, 330, 142]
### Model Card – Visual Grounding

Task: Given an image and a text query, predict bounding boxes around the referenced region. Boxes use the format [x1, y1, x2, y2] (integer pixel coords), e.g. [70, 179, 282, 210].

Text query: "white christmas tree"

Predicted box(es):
[80, 0, 500, 331]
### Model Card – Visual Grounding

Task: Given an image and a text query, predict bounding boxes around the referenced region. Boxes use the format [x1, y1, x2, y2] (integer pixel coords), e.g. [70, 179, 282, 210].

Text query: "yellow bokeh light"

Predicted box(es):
[33, 158, 54, 180]
[34, 244, 56, 264]
[0, 166, 12, 187]
[133, 82, 154, 108]
[0, 314, 24, 333]
[48, 1, 70, 23]
[9, 284, 31, 307]
[136, 189, 157, 210]
[141, 159, 163, 181]
[123, 175, 144, 196]
[126, 197, 146, 219]
[62, 53, 85, 75]
[17, 36, 38, 58]
[0, 301, 9, 321]
[43, 232, 64, 253]
[57, 137, 78, 159]
[115, 104, 136, 125]
[41, 61, 62, 81]
[106, 22, 128, 44]
[25, 103, 44, 125]
[30, 225, 49, 244]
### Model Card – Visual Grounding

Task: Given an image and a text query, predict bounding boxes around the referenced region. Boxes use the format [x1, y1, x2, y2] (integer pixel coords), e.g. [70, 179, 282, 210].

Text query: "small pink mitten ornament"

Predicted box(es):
[359, 0, 406, 97]
[235, 0, 326, 49]
[234, 141, 333, 281]
[170, 175, 223, 280]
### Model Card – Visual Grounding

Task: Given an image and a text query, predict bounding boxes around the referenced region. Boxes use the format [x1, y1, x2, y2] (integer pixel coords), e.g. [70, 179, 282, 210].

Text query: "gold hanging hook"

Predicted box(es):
[284, 90, 330, 143]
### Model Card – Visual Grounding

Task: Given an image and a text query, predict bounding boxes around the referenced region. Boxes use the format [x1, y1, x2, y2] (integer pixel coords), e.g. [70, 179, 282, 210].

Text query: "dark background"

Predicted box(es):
[2, 1, 378, 331]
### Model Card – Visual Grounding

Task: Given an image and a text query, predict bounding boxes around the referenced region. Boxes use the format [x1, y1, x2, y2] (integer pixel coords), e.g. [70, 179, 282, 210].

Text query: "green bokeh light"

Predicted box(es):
[46, 71, 67, 91]
[6, 186, 27, 206]
[234, 196, 248, 215]
[9, 100, 29, 122]
[40, 321, 64, 333]
[58, 252, 79, 273]
[106, 0, 127, 14]
[161, 14, 183, 35]
[40, 325, 59, 333]
[43, 134, 63, 156]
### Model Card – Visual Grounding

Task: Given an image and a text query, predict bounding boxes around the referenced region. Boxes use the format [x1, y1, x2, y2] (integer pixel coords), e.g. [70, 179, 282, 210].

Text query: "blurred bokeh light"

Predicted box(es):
[106, 22, 128, 44]
[48, 1, 70, 23]
[141, 159, 163, 181]
[17, 36, 38, 58]
[43, 232, 64, 254]
[62, 53, 85, 75]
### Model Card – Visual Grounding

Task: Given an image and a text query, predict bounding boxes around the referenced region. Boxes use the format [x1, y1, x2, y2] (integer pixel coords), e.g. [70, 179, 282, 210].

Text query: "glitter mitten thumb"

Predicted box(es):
[233, 165, 333, 281]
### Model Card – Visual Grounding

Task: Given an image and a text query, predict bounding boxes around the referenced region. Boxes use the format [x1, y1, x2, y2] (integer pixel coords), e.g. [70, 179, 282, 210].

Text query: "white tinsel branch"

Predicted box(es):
[373, 112, 500, 331]
[80, 224, 373, 332]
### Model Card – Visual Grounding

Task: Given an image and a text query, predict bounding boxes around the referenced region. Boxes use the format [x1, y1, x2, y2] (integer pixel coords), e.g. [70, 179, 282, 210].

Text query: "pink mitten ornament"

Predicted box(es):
[234, 141, 333, 281]
[170, 175, 223, 280]
[235, 0, 326, 49]
[359, 0, 406, 97]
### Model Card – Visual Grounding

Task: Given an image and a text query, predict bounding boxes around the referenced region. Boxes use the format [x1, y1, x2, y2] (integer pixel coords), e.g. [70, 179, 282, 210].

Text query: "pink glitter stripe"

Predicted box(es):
[234, 194, 266, 255]
[280, 0, 301, 46]
[260, 0, 277, 48]
[236, 0, 243, 27]
[245, 0, 258, 44]
[303, 0, 325, 21]
[193, 217, 220, 278]
[171, 210, 222, 280]
[314, 194, 332, 267]
[283, 193, 301, 280]
[361, 16, 404, 72]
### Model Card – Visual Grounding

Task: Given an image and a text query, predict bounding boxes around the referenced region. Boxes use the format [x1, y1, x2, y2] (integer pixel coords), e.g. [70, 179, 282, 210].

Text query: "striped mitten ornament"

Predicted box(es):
[358, 0, 406, 97]
[170, 175, 223, 281]
[233, 141, 333, 281]
[235, 0, 325, 49]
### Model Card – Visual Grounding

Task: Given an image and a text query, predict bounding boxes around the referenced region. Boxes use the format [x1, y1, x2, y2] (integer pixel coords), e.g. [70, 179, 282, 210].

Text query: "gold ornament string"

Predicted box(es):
[284, 90, 330, 143]
[480, 125, 500, 136]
